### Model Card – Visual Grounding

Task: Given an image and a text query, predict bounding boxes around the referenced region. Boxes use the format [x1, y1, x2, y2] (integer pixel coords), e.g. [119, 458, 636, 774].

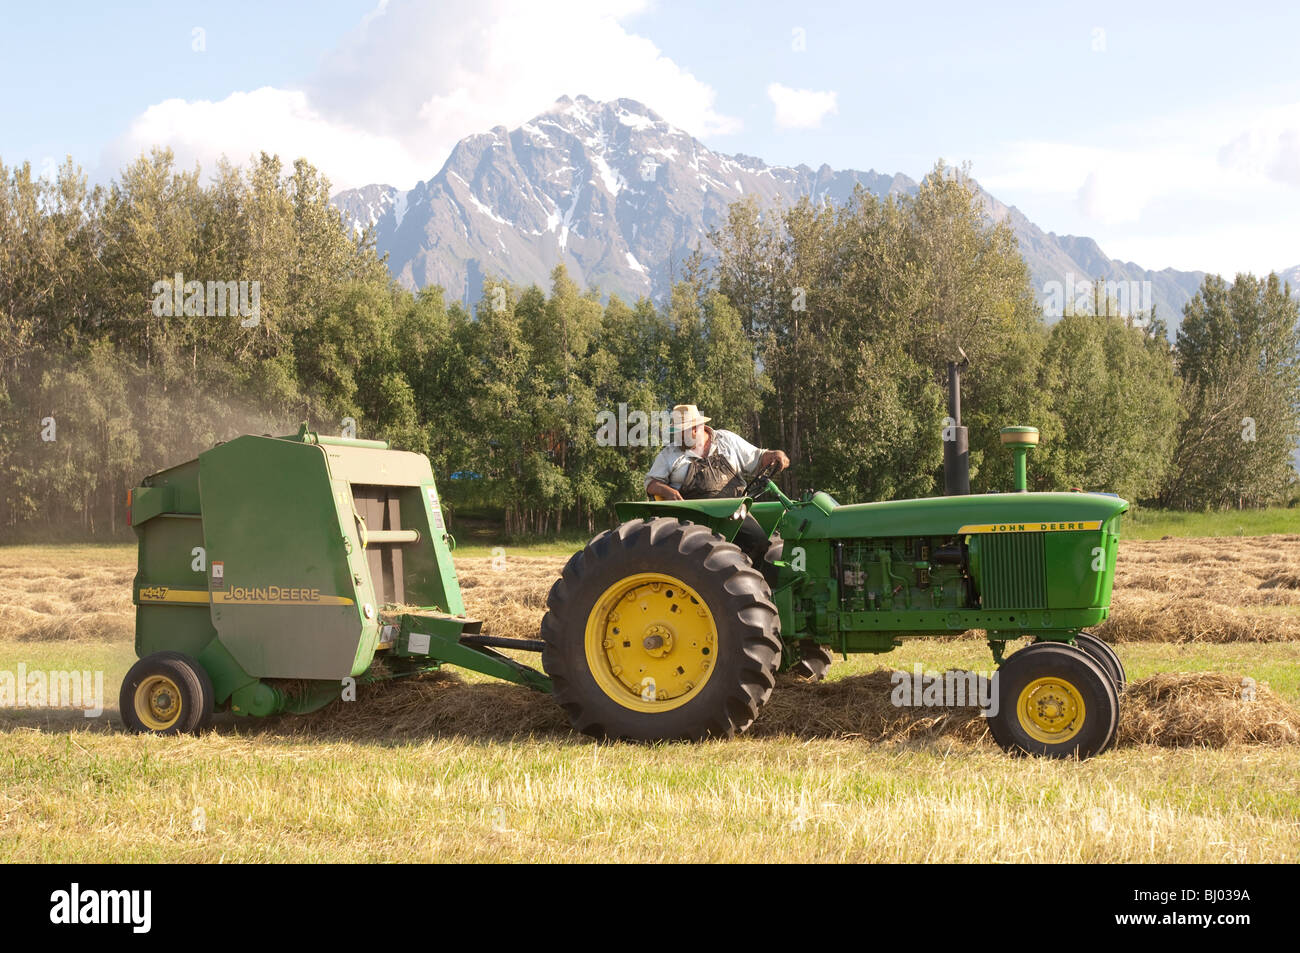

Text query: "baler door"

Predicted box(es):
[352, 485, 407, 605]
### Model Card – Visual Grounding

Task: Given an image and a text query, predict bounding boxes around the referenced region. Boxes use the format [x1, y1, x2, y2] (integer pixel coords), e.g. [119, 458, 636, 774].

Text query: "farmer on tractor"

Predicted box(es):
[644, 404, 789, 570]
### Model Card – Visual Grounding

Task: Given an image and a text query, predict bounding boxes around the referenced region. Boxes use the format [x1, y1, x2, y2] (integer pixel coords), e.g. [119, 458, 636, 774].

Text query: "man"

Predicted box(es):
[645, 404, 789, 571]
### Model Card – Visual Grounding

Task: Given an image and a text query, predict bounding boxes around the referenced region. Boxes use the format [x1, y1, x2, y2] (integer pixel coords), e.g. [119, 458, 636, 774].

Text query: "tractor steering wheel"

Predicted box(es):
[742, 461, 781, 499]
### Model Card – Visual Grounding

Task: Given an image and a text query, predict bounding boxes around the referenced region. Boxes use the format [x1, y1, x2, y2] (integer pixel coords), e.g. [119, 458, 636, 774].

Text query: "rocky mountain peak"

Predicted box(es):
[332, 96, 1208, 327]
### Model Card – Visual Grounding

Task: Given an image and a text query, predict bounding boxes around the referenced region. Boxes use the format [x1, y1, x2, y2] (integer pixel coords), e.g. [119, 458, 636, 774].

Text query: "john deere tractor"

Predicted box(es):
[541, 371, 1128, 759]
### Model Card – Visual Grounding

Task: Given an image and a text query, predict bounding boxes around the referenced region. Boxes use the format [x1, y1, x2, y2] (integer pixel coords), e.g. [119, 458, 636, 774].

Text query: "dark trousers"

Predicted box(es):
[733, 514, 772, 569]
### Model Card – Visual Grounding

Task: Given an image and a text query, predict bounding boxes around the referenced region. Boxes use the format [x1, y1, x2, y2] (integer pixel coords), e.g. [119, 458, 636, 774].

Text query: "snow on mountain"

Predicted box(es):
[332, 95, 1211, 328]
[333, 95, 906, 306]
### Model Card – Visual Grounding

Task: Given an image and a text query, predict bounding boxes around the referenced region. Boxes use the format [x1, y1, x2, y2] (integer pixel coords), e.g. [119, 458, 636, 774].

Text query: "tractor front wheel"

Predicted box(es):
[987, 642, 1119, 759]
[540, 518, 782, 741]
[1072, 631, 1126, 694]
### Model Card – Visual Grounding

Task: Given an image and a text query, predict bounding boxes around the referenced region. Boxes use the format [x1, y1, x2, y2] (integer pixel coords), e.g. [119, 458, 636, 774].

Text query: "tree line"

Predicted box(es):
[1, 151, 1297, 541]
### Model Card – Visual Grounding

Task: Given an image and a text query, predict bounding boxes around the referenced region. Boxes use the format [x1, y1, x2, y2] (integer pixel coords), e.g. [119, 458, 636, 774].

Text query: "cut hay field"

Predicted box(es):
[1, 535, 1299, 862]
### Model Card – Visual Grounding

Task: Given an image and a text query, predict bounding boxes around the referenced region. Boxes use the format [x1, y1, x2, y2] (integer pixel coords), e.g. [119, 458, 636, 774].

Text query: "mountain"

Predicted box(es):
[332, 95, 1209, 329]
[1282, 264, 1300, 295]
[334, 96, 912, 308]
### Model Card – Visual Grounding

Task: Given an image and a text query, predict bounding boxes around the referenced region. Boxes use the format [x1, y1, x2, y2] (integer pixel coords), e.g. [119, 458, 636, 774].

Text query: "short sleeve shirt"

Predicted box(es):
[645, 428, 765, 490]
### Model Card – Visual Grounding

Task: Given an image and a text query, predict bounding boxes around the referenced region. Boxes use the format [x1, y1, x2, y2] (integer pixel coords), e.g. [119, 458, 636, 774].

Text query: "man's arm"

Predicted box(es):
[721, 430, 789, 478]
[646, 478, 683, 501]
[645, 447, 683, 500]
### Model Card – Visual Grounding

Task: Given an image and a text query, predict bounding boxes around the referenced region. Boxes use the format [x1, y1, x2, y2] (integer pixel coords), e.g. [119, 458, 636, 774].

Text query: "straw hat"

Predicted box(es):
[669, 404, 711, 434]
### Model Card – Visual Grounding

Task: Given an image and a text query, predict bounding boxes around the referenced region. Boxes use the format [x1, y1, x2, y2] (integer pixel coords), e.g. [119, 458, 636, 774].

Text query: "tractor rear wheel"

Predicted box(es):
[540, 518, 782, 741]
[987, 642, 1119, 759]
[1072, 631, 1126, 694]
[120, 652, 213, 735]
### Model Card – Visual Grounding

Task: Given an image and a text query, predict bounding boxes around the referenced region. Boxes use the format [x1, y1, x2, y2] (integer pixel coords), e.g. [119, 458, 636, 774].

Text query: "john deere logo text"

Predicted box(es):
[959, 520, 1102, 534]
[225, 586, 323, 602]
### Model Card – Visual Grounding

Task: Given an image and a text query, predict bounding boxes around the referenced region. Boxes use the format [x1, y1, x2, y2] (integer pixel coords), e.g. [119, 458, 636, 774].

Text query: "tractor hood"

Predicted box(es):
[791, 491, 1129, 539]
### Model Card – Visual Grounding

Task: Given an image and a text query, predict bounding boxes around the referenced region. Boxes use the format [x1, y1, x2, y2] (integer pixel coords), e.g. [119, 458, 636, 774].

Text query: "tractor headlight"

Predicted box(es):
[731, 503, 748, 520]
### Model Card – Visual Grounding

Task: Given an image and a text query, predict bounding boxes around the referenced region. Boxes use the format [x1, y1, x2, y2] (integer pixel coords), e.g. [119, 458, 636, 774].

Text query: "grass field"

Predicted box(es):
[4, 730, 1295, 863]
[1, 515, 1298, 862]
[1123, 506, 1298, 539]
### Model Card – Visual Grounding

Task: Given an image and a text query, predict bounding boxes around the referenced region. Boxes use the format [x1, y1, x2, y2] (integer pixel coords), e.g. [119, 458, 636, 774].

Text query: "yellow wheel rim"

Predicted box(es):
[584, 572, 717, 712]
[1016, 676, 1085, 745]
[135, 674, 183, 731]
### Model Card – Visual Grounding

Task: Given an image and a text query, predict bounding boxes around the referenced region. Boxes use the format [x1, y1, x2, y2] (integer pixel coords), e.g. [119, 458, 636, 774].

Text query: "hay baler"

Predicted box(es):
[539, 425, 1130, 759]
[122, 425, 550, 734]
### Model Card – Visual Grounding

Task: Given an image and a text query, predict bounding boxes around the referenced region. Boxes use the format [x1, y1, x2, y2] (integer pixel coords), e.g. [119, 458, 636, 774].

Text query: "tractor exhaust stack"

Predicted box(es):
[943, 354, 970, 496]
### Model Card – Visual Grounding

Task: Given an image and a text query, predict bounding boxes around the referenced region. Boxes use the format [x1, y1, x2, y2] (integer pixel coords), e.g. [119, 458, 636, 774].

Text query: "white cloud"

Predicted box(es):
[104, 88, 428, 192]
[973, 97, 1300, 273]
[105, 0, 739, 192]
[1218, 106, 1300, 188]
[766, 83, 838, 130]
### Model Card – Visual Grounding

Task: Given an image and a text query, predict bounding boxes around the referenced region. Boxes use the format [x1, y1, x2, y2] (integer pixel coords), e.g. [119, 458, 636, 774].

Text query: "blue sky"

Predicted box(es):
[2, 0, 1297, 275]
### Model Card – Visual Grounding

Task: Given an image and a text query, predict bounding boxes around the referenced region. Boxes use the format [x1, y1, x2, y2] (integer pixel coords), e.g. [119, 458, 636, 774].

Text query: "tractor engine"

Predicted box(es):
[833, 536, 972, 614]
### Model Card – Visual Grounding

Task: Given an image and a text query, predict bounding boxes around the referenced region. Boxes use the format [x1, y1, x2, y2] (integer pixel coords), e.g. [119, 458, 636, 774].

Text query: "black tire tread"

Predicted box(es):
[1073, 631, 1127, 694]
[791, 640, 834, 681]
[119, 653, 210, 735]
[540, 518, 781, 741]
[988, 641, 1119, 759]
[151, 650, 215, 730]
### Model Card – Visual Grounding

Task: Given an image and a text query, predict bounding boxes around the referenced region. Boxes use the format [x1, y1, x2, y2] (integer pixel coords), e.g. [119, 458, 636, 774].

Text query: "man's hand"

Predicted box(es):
[647, 479, 683, 501]
[761, 449, 790, 473]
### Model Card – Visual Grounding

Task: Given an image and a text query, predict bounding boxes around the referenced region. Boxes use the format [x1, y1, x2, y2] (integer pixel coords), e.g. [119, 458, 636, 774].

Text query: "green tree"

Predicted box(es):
[1035, 313, 1181, 499]
[1162, 273, 1300, 508]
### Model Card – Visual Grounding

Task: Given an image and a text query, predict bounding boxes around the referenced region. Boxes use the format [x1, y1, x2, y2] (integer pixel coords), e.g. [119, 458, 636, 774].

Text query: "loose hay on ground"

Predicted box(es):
[1119, 672, 1300, 746]
[4, 536, 1299, 645]
[276, 670, 571, 741]
[1098, 535, 1300, 643]
[0, 563, 134, 641]
[456, 556, 565, 641]
[279, 666, 1300, 751]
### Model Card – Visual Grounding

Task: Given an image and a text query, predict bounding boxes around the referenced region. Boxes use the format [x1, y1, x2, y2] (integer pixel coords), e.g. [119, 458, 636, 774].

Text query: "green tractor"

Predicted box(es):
[541, 372, 1128, 759]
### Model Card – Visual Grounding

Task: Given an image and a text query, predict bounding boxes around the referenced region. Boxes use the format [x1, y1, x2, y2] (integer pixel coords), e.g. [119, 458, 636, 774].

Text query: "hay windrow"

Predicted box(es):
[1260, 570, 1300, 590]
[0, 563, 135, 641]
[752, 670, 989, 743]
[1097, 535, 1300, 643]
[274, 670, 570, 741]
[276, 666, 1299, 750]
[3, 536, 1299, 645]
[1119, 672, 1300, 746]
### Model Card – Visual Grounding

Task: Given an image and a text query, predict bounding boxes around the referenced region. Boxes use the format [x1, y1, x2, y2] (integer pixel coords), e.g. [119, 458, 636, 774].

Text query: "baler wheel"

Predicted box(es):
[987, 642, 1119, 759]
[1071, 632, 1126, 694]
[120, 653, 214, 735]
[540, 517, 782, 741]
